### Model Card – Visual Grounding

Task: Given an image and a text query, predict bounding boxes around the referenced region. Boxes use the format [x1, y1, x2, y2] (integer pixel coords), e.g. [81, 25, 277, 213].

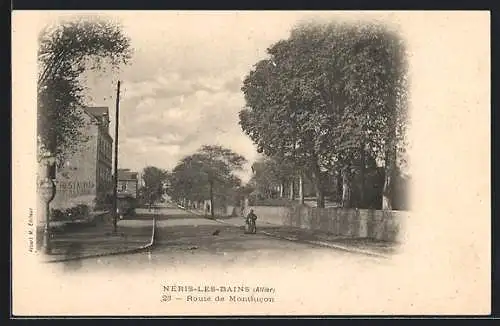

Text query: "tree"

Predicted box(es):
[240, 21, 408, 209]
[249, 156, 295, 199]
[332, 24, 408, 209]
[141, 166, 168, 206]
[167, 157, 210, 206]
[37, 16, 132, 167]
[168, 145, 246, 218]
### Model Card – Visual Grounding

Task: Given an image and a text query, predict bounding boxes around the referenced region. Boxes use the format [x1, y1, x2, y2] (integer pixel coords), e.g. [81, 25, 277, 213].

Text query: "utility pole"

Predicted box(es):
[112, 81, 121, 234]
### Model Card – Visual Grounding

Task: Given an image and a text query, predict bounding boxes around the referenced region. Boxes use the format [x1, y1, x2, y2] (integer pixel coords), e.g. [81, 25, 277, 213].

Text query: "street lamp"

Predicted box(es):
[39, 154, 56, 254]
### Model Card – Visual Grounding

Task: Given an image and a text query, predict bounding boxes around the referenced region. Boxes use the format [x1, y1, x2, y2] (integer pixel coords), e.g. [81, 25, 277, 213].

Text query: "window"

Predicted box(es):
[121, 183, 127, 191]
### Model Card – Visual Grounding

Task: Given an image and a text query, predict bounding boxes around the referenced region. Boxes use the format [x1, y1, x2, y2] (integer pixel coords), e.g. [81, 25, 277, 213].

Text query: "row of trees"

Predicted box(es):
[239, 21, 409, 209]
[132, 146, 247, 217]
[248, 156, 298, 200]
[166, 145, 247, 218]
[247, 154, 408, 210]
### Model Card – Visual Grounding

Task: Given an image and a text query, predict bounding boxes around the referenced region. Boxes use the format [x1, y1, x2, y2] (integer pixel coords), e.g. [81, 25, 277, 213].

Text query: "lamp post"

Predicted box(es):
[39, 154, 56, 254]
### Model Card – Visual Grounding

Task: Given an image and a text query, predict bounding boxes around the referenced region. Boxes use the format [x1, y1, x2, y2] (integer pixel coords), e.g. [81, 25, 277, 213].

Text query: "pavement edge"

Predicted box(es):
[258, 230, 391, 259]
[43, 215, 158, 264]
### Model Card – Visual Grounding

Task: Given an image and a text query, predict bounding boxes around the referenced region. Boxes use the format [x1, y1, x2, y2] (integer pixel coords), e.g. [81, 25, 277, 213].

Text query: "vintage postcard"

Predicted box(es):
[11, 10, 490, 316]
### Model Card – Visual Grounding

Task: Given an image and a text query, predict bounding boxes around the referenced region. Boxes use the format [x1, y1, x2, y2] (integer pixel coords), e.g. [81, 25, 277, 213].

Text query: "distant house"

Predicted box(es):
[117, 169, 138, 199]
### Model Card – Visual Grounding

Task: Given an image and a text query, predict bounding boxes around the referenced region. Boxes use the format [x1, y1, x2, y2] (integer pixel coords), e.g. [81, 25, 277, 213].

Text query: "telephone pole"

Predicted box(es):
[112, 81, 121, 234]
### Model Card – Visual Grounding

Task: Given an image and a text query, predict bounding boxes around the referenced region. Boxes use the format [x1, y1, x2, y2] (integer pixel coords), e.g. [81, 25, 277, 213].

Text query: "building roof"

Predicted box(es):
[83, 106, 111, 137]
[83, 106, 109, 119]
[118, 169, 138, 180]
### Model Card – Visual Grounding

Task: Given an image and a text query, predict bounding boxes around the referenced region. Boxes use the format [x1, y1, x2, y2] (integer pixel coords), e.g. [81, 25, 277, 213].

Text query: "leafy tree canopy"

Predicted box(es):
[240, 21, 408, 173]
[141, 166, 168, 205]
[249, 156, 295, 197]
[167, 145, 246, 206]
[37, 16, 133, 165]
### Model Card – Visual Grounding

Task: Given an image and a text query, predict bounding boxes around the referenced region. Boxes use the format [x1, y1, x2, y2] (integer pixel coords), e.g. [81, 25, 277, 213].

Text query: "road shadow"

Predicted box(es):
[62, 242, 83, 271]
[154, 224, 318, 254]
[211, 215, 242, 220]
[155, 214, 210, 221]
[114, 225, 153, 236]
[121, 213, 158, 220]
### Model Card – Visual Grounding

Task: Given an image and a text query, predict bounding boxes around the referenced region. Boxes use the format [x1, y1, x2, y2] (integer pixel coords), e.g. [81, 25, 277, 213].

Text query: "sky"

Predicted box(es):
[36, 11, 406, 183]
[88, 12, 334, 182]
[28, 11, 488, 183]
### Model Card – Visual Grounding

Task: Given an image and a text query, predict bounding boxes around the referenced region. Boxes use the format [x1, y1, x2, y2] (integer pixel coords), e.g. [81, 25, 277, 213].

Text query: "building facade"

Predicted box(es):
[117, 169, 138, 199]
[50, 106, 113, 210]
[90, 107, 114, 203]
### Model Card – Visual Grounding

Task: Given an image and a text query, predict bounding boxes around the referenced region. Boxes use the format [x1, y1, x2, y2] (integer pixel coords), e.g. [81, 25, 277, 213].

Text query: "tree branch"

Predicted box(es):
[38, 48, 68, 90]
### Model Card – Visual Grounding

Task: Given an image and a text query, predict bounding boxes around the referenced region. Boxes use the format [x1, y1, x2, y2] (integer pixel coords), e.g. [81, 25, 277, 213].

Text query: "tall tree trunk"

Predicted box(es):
[289, 177, 295, 200]
[336, 167, 343, 203]
[341, 167, 352, 208]
[383, 113, 397, 210]
[47, 127, 57, 179]
[209, 179, 214, 218]
[279, 183, 284, 198]
[360, 138, 366, 208]
[382, 146, 396, 210]
[312, 161, 325, 208]
[315, 181, 325, 208]
[299, 173, 305, 205]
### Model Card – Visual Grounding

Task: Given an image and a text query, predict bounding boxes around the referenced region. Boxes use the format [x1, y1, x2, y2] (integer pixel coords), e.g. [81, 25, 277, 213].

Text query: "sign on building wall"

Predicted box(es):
[52, 180, 97, 209]
[57, 180, 96, 195]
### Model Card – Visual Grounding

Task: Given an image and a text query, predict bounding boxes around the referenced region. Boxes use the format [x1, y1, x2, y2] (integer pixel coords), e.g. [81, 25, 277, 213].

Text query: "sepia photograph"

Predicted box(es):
[12, 10, 490, 316]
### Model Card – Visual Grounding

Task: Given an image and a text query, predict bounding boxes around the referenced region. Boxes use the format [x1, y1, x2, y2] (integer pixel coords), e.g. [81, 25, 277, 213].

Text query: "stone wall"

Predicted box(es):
[242, 206, 290, 225]
[243, 205, 408, 243]
[189, 200, 238, 217]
